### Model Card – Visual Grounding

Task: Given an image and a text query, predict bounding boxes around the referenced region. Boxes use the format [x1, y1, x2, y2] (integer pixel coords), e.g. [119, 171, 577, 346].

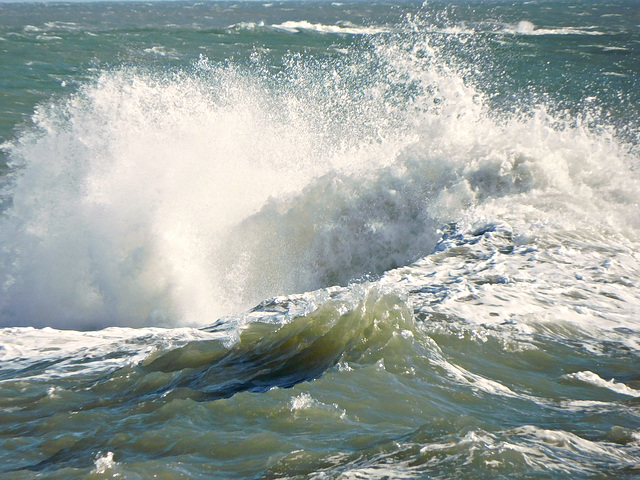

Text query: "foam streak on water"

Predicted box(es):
[0, 1, 639, 478]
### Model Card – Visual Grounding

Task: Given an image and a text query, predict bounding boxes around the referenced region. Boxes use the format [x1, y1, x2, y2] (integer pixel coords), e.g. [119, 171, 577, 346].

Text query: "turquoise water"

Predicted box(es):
[1, 1, 640, 478]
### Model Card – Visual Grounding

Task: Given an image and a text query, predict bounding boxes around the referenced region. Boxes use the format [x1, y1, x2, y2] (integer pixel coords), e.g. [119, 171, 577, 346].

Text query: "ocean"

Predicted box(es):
[0, 0, 639, 478]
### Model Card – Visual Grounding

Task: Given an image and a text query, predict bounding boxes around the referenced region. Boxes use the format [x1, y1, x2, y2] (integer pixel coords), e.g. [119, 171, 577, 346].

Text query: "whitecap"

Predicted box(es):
[272, 20, 388, 35]
[505, 20, 605, 36]
[564, 371, 640, 397]
[92, 451, 115, 474]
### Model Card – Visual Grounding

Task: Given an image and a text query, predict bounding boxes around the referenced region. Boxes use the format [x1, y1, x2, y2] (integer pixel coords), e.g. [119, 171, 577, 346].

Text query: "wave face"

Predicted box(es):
[1, 1, 640, 478]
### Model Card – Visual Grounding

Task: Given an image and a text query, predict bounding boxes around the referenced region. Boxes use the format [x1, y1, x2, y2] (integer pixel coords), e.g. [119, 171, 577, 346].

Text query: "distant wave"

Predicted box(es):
[271, 20, 389, 35]
[225, 20, 389, 35]
[506, 20, 605, 36]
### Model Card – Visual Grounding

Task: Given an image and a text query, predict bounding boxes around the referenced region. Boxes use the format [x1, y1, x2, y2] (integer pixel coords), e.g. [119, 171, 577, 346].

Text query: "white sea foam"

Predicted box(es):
[290, 392, 316, 410]
[142, 45, 178, 58]
[512, 425, 636, 463]
[565, 371, 640, 397]
[434, 356, 522, 398]
[44, 21, 81, 32]
[415, 425, 638, 474]
[92, 451, 116, 474]
[35, 35, 62, 41]
[0, 326, 221, 379]
[228, 21, 265, 31]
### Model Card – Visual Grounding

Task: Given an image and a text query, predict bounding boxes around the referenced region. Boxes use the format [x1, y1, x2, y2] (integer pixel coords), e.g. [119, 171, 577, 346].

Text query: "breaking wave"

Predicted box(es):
[0, 14, 638, 330]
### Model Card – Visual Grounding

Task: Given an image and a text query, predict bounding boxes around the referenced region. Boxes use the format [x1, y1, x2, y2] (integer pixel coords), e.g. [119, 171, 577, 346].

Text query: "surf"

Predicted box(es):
[1, 3, 640, 479]
[0, 7, 638, 331]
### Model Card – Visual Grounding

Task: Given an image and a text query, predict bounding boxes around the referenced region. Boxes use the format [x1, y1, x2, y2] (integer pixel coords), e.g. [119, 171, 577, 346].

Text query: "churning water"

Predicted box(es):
[0, 0, 639, 478]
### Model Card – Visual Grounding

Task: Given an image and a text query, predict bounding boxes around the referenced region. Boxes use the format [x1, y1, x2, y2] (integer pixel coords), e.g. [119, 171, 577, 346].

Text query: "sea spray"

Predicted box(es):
[0, 65, 344, 328]
[0, 36, 430, 329]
